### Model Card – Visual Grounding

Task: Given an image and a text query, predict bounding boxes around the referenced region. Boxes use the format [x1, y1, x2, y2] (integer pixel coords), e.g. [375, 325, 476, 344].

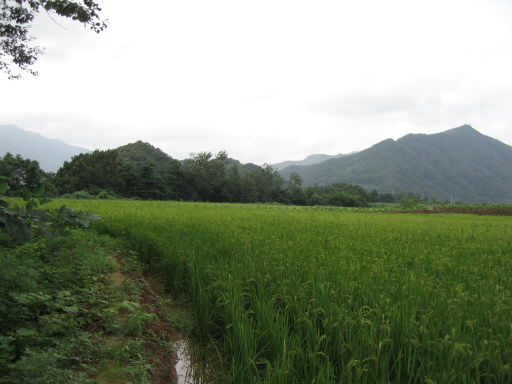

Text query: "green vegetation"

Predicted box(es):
[4, 125, 512, 204]
[1, 0, 107, 79]
[280, 125, 512, 203]
[55, 199, 511, 383]
[116, 140, 174, 166]
[1, 230, 128, 382]
[0, 183, 100, 244]
[8, 126, 512, 205]
[0, 228, 187, 383]
[0, 152, 56, 197]
[1, 148, 393, 206]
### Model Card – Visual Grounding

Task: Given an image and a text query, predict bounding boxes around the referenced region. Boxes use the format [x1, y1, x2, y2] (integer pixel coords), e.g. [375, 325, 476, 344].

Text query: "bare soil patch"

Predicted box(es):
[88, 255, 193, 384]
[383, 207, 512, 216]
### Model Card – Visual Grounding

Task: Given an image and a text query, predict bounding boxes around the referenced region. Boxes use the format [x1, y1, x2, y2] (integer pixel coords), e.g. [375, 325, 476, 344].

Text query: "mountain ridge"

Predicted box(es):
[3, 124, 512, 203]
[279, 125, 512, 202]
[273, 153, 351, 171]
[0, 124, 90, 172]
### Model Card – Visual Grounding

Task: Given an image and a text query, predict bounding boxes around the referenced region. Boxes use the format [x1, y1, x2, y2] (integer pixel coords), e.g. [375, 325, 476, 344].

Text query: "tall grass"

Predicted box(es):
[53, 200, 512, 383]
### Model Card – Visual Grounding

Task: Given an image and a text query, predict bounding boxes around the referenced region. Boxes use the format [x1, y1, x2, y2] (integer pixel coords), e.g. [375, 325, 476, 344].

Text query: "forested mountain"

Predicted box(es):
[273, 153, 349, 171]
[0, 125, 89, 172]
[5, 124, 511, 203]
[116, 141, 173, 166]
[280, 125, 512, 203]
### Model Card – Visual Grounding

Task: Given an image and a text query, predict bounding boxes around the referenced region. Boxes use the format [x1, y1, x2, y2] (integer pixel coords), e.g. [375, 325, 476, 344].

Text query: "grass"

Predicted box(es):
[0, 228, 187, 384]
[19, 200, 512, 383]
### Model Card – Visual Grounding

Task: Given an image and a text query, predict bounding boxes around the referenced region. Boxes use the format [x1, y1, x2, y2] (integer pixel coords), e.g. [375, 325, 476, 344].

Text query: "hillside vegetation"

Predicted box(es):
[280, 125, 512, 203]
[3, 124, 512, 203]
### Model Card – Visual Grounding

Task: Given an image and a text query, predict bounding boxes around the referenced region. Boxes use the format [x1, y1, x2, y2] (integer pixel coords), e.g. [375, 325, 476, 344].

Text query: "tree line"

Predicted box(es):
[0, 147, 427, 207]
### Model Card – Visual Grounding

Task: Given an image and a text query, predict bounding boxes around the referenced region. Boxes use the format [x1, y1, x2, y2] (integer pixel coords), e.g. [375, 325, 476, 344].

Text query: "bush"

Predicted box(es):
[400, 197, 418, 209]
[96, 191, 118, 199]
[61, 190, 95, 199]
[0, 230, 119, 381]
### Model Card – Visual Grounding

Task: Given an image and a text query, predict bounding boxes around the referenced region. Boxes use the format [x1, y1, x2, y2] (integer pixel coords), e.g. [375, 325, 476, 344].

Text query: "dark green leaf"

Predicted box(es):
[4, 215, 31, 244]
[33, 185, 45, 198]
[22, 187, 32, 201]
[25, 199, 38, 210]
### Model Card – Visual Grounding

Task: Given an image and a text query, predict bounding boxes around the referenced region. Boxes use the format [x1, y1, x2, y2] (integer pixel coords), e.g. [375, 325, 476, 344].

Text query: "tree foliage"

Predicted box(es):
[116, 140, 172, 166]
[303, 183, 370, 207]
[1, 0, 107, 79]
[0, 152, 55, 195]
[4, 149, 378, 207]
[279, 126, 512, 203]
[55, 150, 124, 195]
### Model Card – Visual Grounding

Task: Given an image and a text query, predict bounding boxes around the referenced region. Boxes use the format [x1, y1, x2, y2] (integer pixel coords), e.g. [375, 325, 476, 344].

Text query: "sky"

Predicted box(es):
[1, 0, 511, 165]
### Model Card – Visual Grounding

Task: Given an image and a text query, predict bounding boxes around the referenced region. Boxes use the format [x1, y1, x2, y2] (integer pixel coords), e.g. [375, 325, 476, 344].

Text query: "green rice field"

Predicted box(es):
[56, 200, 512, 383]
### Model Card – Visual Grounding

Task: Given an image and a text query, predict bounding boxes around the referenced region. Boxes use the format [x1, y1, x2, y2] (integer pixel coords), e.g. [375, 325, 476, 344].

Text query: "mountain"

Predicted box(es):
[279, 125, 512, 203]
[116, 140, 174, 166]
[0, 124, 89, 172]
[226, 158, 262, 173]
[273, 153, 349, 171]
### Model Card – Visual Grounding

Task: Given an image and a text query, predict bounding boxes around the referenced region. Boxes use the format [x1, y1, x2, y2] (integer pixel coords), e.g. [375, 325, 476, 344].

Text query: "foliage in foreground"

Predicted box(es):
[0, 229, 173, 383]
[0, 183, 100, 244]
[71, 199, 512, 383]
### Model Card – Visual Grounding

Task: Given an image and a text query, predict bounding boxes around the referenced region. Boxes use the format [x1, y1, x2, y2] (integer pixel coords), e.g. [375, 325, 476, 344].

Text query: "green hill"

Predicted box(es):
[280, 125, 512, 203]
[115, 140, 174, 166]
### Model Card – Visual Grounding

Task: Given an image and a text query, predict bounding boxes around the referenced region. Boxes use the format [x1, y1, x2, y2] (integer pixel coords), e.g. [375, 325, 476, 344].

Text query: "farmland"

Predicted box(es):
[52, 200, 512, 383]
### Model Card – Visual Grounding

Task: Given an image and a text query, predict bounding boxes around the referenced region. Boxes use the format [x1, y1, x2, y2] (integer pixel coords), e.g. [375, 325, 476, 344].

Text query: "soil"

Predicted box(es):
[139, 274, 182, 384]
[382, 207, 512, 216]
[100, 255, 189, 384]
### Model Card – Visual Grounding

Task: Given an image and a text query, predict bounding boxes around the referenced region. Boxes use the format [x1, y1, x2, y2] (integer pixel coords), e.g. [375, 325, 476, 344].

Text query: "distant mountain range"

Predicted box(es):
[0, 124, 89, 172]
[273, 153, 351, 171]
[279, 125, 512, 203]
[3, 124, 512, 202]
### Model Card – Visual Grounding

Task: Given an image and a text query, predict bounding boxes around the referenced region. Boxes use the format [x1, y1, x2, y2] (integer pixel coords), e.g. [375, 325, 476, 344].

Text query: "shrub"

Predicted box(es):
[61, 190, 95, 199]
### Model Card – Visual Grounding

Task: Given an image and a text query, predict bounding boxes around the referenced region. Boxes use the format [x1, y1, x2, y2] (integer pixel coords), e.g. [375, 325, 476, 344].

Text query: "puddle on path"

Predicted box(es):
[175, 338, 201, 384]
[143, 270, 213, 383]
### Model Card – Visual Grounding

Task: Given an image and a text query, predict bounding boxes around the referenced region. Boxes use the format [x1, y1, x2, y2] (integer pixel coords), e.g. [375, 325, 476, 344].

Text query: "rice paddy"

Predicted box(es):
[57, 200, 512, 383]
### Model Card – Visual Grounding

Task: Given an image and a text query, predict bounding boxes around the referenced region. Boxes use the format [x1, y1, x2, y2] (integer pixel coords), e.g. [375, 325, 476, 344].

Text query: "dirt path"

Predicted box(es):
[383, 207, 512, 216]
[93, 255, 198, 384]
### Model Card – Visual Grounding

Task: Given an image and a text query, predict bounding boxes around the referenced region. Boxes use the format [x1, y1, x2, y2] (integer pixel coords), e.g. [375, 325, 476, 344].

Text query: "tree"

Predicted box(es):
[1, 0, 107, 79]
[285, 171, 306, 205]
[55, 149, 124, 195]
[182, 151, 231, 202]
[0, 152, 48, 195]
[368, 189, 379, 203]
[304, 183, 370, 207]
[248, 164, 284, 203]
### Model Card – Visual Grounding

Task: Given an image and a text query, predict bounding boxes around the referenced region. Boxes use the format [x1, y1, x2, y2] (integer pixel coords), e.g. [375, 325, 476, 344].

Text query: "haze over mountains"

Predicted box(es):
[0, 125, 89, 173]
[273, 153, 350, 171]
[2, 124, 512, 203]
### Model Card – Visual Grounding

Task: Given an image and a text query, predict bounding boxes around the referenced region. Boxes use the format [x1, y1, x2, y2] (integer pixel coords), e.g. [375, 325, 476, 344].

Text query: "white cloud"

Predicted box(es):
[1, 0, 511, 165]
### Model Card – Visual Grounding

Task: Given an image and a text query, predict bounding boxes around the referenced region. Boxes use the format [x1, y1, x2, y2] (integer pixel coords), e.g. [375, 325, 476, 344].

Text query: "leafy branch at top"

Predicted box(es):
[1, 0, 107, 79]
[0, 182, 100, 244]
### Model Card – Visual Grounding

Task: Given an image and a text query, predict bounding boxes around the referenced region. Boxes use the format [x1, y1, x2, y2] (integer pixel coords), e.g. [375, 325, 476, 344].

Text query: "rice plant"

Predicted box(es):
[55, 200, 512, 383]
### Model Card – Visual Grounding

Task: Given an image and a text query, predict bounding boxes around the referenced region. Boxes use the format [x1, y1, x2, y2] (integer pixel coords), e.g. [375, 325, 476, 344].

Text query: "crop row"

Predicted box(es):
[57, 200, 512, 383]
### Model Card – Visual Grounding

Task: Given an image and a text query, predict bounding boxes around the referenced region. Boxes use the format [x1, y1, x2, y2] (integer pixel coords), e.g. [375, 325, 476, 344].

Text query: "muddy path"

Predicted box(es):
[100, 255, 206, 384]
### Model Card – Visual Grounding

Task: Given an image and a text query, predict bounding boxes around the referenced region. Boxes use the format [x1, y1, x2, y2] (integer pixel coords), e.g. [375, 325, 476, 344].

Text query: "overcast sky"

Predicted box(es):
[1, 0, 511, 165]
